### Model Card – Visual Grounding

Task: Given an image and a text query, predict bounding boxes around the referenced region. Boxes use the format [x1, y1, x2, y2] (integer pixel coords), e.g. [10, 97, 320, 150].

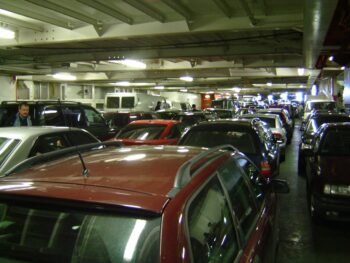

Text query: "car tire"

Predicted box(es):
[306, 184, 322, 224]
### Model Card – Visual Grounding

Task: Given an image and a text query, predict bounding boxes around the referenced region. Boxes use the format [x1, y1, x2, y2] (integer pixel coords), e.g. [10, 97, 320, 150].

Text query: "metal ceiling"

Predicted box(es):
[0, 0, 342, 94]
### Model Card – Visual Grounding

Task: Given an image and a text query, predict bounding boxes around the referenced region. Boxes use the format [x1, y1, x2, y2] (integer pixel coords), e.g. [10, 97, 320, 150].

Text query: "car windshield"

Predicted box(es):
[117, 124, 166, 140]
[307, 116, 350, 135]
[0, 201, 160, 263]
[180, 128, 257, 154]
[320, 129, 350, 155]
[0, 137, 20, 167]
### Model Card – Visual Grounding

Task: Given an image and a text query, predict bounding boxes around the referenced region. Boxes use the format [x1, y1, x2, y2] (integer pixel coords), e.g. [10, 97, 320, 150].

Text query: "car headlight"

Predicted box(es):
[324, 184, 350, 196]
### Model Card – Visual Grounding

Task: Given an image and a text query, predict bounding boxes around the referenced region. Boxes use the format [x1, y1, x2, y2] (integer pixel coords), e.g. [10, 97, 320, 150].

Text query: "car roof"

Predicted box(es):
[129, 119, 179, 125]
[0, 145, 213, 213]
[0, 126, 85, 140]
[201, 118, 254, 127]
[241, 113, 278, 119]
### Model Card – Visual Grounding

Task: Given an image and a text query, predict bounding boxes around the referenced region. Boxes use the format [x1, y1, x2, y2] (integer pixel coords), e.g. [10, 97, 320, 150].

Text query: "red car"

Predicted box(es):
[112, 119, 183, 145]
[0, 144, 289, 263]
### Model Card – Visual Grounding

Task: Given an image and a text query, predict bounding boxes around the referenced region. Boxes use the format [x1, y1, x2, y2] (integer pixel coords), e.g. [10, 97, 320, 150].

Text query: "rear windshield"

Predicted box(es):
[117, 124, 166, 140]
[320, 129, 350, 155]
[106, 97, 120, 109]
[0, 138, 20, 167]
[180, 128, 257, 154]
[0, 201, 160, 263]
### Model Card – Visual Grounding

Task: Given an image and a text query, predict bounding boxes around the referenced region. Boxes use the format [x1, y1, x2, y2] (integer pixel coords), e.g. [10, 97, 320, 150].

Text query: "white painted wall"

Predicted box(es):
[160, 91, 201, 108]
[0, 76, 16, 101]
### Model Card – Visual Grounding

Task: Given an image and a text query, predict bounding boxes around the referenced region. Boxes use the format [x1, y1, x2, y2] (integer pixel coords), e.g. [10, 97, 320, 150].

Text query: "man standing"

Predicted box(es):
[13, 102, 32, 126]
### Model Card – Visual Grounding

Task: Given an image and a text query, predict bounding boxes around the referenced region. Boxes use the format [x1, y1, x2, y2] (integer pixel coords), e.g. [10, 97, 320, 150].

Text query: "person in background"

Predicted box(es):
[192, 104, 199, 111]
[154, 101, 162, 111]
[13, 102, 32, 127]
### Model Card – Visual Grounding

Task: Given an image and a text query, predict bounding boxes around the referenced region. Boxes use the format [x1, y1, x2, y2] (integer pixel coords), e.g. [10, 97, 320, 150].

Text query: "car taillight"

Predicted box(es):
[261, 161, 271, 178]
[273, 132, 284, 143]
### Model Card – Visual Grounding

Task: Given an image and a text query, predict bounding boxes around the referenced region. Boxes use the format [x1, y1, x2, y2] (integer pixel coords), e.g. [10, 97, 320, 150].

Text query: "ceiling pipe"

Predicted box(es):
[303, 0, 339, 69]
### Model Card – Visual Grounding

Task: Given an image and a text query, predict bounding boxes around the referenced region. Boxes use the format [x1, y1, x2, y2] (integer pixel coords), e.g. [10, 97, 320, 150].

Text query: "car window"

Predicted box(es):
[180, 129, 258, 154]
[61, 106, 85, 127]
[187, 176, 240, 263]
[117, 124, 166, 140]
[0, 201, 161, 263]
[0, 138, 20, 167]
[218, 160, 258, 239]
[320, 130, 350, 155]
[66, 131, 99, 145]
[83, 107, 105, 126]
[29, 134, 68, 156]
[166, 124, 182, 139]
[121, 97, 135, 108]
[39, 106, 65, 126]
[106, 96, 120, 108]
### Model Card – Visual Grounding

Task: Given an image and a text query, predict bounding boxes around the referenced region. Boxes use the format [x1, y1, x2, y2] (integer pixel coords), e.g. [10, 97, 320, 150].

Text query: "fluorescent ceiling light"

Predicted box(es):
[266, 82, 272, 86]
[341, 66, 345, 70]
[232, 87, 241, 93]
[180, 76, 193, 82]
[297, 68, 305, 76]
[53, 73, 76, 81]
[299, 84, 305, 88]
[109, 59, 146, 69]
[115, 81, 130, 86]
[180, 89, 188, 92]
[154, 86, 164, 90]
[328, 56, 334, 61]
[0, 27, 15, 39]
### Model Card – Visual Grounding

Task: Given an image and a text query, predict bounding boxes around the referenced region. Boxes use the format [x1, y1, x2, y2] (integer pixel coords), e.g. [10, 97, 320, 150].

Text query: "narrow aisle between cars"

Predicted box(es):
[276, 120, 350, 263]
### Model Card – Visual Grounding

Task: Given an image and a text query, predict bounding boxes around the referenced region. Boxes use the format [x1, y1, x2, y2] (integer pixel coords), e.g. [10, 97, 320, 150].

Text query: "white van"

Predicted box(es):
[104, 92, 166, 112]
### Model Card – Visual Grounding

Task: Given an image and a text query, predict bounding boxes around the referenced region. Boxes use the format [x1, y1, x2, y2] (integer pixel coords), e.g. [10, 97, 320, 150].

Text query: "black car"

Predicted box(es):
[304, 123, 350, 222]
[298, 112, 350, 176]
[172, 112, 208, 129]
[0, 101, 113, 141]
[178, 119, 280, 178]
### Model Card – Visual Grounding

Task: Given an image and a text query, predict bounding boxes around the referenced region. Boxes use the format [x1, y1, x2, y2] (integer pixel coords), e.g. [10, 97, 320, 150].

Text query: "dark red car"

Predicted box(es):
[113, 119, 183, 145]
[0, 144, 289, 263]
[305, 122, 350, 222]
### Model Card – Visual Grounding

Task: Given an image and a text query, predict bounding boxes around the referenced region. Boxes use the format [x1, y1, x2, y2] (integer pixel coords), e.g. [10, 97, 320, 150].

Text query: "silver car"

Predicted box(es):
[0, 126, 99, 176]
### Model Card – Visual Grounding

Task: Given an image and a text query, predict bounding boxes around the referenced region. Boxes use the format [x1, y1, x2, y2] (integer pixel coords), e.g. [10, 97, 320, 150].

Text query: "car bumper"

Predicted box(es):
[313, 194, 350, 221]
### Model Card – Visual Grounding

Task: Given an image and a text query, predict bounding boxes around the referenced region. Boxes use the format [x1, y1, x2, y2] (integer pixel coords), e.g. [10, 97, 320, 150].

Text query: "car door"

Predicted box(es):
[81, 106, 110, 141]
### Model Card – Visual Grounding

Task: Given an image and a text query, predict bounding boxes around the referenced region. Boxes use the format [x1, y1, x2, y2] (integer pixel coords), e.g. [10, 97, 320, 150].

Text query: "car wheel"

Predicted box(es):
[306, 184, 322, 224]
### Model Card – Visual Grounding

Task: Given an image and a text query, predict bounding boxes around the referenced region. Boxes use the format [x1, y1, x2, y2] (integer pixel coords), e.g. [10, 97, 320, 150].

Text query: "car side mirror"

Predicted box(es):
[271, 179, 290, 194]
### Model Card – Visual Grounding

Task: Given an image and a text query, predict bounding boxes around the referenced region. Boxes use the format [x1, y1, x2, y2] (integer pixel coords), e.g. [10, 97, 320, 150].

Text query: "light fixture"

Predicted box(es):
[53, 73, 77, 81]
[0, 27, 15, 39]
[180, 89, 188, 92]
[180, 76, 193, 82]
[266, 82, 272, 86]
[204, 94, 210, 99]
[328, 56, 334, 61]
[297, 68, 305, 76]
[109, 59, 146, 69]
[311, 84, 317, 96]
[232, 87, 241, 93]
[341, 66, 345, 70]
[299, 84, 305, 88]
[154, 86, 164, 90]
[115, 81, 130, 86]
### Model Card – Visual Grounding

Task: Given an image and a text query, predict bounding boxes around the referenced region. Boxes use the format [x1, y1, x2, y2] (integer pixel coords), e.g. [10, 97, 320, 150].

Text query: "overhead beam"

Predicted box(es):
[24, 0, 100, 26]
[122, 0, 165, 22]
[0, 0, 74, 29]
[0, 14, 43, 31]
[76, 0, 133, 25]
[211, 0, 233, 18]
[237, 0, 257, 26]
[161, 0, 193, 21]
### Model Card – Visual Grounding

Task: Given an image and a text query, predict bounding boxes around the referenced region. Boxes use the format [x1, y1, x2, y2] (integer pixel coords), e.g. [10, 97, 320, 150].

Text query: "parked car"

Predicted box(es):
[155, 109, 181, 120]
[102, 111, 156, 135]
[172, 112, 208, 129]
[302, 99, 336, 126]
[113, 119, 183, 145]
[240, 113, 287, 161]
[0, 101, 113, 141]
[0, 144, 289, 263]
[298, 112, 350, 176]
[0, 126, 99, 176]
[304, 123, 350, 222]
[178, 119, 280, 178]
[258, 108, 293, 144]
[203, 108, 234, 119]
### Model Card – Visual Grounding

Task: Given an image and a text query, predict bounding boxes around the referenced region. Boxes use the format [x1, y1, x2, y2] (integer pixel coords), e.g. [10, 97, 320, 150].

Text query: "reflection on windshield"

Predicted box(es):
[0, 138, 20, 167]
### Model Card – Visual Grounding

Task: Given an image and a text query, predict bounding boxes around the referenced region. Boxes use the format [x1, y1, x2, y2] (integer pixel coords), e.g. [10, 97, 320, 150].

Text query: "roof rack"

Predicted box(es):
[167, 144, 237, 197]
[4, 141, 121, 177]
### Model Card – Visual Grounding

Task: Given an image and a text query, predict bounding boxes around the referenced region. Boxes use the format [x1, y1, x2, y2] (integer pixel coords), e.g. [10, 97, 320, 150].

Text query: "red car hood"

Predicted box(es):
[320, 156, 350, 184]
